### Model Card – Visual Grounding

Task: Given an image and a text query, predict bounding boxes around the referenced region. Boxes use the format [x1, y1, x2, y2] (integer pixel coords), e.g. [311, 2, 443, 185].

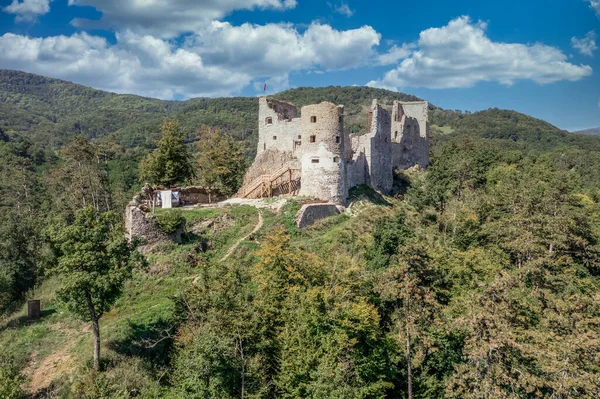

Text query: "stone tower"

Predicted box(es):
[298, 102, 348, 204]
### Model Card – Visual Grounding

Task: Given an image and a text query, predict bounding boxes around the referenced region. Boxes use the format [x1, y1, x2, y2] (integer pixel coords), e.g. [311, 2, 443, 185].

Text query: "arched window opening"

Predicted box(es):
[310, 135, 316, 143]
[273, 136, 277, 140]
[333, 156, 340, 163]
[310, 116, 317, 123]
[265, 117, 273, 125]
[335, 136, 340, 144]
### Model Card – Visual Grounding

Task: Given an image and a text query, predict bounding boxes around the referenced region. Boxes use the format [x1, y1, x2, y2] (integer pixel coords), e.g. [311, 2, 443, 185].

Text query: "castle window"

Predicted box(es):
[335, 136, 340, 144]
[311, 116, 317, 123]
[265, 117, 273, 125]
[311, 158, 320, 164]
[339, 116, 343, 123]
[273, 136, 277, 140]
[394, 131, 398, 140]
[263, 143, 266, 150]
[333, 156, 340, 163]
[310, 135, 316, 143]
[298, 135, 301, 139]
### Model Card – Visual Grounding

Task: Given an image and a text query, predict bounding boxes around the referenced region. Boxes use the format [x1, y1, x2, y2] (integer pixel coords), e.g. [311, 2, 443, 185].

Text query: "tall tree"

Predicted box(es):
[196, 125, 246, 196]
[139, 120, 195, 187]
[49, 206, 143, 371]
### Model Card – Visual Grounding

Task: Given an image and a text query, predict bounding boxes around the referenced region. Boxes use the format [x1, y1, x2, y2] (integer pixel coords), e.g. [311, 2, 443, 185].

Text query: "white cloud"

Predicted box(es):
[0, 32, 249, 99]
[369, 16, 592, 90]
[0, 22, 380, 99]
[3, 0, 51, 22]
[588, 0, 600, 17]
[328, 1, 353, 17]
[187, 22, 379, 73]
[68, 0, 297, 38]
[377, 43, 414, 66]
[572, 31, 598, 56]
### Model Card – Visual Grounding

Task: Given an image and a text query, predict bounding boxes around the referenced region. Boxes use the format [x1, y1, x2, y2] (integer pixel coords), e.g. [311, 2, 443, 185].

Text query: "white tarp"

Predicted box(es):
[161, 190, 172, 208]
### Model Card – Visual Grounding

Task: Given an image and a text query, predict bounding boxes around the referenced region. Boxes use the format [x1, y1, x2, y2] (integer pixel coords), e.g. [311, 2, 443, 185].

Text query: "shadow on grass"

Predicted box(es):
[348, 184, 393, 206]
[0, 308, 57, 333]
[108, 318, 176, 367]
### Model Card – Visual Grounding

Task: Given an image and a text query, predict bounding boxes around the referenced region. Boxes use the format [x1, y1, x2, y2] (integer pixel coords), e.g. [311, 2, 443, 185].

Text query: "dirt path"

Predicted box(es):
[23, 323, 89, 394]
[220, 210, 263, 262]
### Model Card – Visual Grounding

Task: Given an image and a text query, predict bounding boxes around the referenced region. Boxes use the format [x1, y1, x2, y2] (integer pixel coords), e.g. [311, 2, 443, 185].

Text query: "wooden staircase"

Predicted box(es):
[239, 163, 301, 199]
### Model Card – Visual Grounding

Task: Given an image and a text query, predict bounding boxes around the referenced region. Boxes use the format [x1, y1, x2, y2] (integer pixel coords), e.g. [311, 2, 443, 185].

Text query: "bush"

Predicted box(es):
[155, 210, 186, 235]
[0, 356, 25, 399]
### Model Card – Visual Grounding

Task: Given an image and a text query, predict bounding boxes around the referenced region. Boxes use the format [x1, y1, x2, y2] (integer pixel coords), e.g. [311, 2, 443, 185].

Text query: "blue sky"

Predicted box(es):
[0, 0, 598, 131]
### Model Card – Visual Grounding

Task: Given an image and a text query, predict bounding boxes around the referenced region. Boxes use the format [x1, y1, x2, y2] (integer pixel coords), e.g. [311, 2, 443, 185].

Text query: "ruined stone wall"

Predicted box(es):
[126, 203, 184, 244]
[349, 100, 392, 193]
[258, 98, 301, 156]
[298, 102, 348, 203]
[179, 187, 226, 205]
[243, 96, 430, 205]
[346, 134, 368, 188]
[391, 101, 429, 169]
[296, 203, 342, 228]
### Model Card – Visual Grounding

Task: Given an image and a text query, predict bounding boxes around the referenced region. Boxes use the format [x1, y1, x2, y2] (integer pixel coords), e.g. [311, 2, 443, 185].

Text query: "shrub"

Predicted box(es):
[155, 210, 186, 235]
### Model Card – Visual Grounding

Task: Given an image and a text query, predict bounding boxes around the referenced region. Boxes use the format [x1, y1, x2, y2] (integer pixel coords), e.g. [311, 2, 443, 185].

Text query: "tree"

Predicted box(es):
[139, 120, 195, 187]
[49, 206, 143, 371]
[197, 125, 246, 196]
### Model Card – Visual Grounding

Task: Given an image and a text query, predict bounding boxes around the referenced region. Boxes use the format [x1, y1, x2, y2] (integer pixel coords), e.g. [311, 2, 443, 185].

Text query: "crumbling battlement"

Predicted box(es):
[242, 97, 429, 204]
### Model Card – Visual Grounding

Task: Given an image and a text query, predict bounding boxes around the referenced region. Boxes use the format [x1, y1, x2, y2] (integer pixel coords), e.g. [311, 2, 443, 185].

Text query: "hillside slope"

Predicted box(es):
[2, 69, 598, 154]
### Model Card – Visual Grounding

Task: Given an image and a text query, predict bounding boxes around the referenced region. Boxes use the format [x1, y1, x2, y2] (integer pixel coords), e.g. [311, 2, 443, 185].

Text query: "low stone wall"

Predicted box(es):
[295, 203, 343, 228]
[126, 203, 183, 244]
[179, 187, 226, 205]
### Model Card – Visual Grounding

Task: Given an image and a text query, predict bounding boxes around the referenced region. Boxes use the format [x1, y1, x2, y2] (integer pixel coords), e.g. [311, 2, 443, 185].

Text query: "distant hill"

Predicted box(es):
[574, 127, 600, 136]
[2, 69, 599, 155]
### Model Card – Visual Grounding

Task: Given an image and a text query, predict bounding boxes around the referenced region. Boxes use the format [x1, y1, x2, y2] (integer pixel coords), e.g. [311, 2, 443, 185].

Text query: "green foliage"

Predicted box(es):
[0, 355, 25, 399]
[155, 210, 186, 235]
[139, 120, 195, 187]
[48, 206, 143, 370]
[4, 72, 600, 398]
[48, 207, 140, 320]
[196, 125, 247, 196]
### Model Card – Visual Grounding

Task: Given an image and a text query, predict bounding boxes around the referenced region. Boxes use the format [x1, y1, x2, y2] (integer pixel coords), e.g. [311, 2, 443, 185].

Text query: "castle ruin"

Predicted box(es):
[239, 97, 429, 204]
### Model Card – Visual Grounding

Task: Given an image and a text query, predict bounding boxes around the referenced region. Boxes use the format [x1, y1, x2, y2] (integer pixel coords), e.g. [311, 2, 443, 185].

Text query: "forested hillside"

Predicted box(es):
[2, 71, 600, 398]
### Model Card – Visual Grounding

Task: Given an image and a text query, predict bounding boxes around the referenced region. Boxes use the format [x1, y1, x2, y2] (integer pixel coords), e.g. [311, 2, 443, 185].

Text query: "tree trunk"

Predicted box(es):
[406, 327, 413, 399]
[86, 292, 101, 371]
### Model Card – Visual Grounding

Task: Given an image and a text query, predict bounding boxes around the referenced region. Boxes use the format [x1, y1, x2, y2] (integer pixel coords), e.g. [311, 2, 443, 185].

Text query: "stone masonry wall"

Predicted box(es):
[391, 101, 429, 169]
[258, 98, 301, 156]
[298, 102, 348, 203]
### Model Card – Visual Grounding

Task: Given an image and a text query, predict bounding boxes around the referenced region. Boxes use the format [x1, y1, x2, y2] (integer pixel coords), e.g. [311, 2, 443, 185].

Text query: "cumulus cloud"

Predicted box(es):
[68, 0, 297, 38]
[0, 22, 380, 99]
[3, 0, 51, 22]
[588, 0, 600, 17]
[572, 31, 598, 56]
[377, 43, 414, 66]
[0, 32, 249, 99]
[368, 16, 592, 90]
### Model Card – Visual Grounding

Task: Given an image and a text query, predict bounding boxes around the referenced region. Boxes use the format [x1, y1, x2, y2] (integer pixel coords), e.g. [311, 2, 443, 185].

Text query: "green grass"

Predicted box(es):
[432, 124, 455, 135]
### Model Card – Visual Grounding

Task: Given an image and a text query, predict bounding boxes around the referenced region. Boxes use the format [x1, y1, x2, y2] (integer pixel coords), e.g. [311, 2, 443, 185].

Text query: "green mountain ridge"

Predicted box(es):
[574, 127, 600, 135]
[3, 69, 594, 156]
